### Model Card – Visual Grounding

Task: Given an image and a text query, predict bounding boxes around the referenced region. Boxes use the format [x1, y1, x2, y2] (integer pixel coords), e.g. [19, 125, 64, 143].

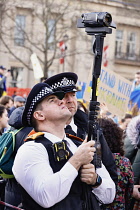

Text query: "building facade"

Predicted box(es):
[0, 0, 140, 90]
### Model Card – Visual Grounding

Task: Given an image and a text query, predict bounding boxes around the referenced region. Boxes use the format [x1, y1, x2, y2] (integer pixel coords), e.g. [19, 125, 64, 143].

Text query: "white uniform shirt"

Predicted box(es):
[69, 118, 77, 133]
[12, 132, 115, 208]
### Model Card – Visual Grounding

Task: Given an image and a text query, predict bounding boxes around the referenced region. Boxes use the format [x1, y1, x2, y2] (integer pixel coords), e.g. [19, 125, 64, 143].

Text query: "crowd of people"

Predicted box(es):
[0, 71, 140, 210]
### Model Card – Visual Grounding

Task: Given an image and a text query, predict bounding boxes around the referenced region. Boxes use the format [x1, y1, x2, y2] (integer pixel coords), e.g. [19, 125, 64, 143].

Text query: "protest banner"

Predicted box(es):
[84, 68, 132, 117]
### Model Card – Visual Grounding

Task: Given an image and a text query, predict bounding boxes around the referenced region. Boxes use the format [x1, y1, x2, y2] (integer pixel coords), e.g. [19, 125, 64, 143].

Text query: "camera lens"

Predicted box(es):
[103, 13, 112, 26]
[58, 149, 65, 158]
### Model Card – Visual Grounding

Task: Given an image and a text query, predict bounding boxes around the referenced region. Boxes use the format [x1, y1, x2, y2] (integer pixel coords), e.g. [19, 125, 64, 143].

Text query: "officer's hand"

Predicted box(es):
[69, 140, 95, 171]
[80, 163, 97, 185]
[76, 139, 95, 164]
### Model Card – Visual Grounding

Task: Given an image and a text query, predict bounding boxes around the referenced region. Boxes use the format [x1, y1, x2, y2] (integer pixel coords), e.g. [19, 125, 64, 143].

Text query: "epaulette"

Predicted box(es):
[66, 133, 84, 142]
[25, 132, 44, 141]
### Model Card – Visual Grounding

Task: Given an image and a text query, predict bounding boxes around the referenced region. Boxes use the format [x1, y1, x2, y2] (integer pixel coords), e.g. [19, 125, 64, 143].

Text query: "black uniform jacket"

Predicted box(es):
[65, 109, 118, 185]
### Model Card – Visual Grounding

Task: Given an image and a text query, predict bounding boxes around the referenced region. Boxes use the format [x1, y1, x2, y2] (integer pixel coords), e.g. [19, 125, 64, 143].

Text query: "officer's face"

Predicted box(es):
[62, 92, 77, 116]
[34, 95, 72, 123]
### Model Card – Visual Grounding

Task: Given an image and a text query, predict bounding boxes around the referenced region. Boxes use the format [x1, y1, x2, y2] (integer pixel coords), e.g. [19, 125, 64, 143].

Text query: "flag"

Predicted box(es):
[76, 81, 87, 99]
[59, 41, 66, 52]
[129, 87, 140, 108]
[59, 41, 66, 64]
[103, 45, 109, 67]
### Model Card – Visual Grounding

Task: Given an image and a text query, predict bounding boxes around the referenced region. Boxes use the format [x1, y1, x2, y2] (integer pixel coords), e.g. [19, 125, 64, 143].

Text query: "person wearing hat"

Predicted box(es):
[0, 66, 10, 97]
[12, 82, 115, 210]
[8, 95, 26, 117]
[45, 72, 118, 185]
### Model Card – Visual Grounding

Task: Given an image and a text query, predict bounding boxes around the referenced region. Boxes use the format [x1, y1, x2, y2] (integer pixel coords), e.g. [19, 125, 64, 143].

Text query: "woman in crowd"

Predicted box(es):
[98, 118, 134, 210]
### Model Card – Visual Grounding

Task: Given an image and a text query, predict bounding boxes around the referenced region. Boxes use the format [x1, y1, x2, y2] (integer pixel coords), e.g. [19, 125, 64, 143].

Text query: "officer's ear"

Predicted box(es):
[33, 110, 45, 121]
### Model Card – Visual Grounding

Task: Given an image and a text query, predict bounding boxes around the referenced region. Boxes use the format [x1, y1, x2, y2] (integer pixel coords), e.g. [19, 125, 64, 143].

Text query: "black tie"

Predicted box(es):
[65, 125, 76, 136]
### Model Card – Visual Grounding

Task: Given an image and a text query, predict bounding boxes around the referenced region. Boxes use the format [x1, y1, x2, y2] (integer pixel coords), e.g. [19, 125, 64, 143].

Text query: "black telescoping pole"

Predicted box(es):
[87, 34, 105, 143]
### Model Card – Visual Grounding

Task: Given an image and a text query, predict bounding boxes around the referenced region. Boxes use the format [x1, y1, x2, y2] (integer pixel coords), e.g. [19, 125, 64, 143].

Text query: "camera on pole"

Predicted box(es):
[77, 12, 116, 168]
[77, 12, 116, 32]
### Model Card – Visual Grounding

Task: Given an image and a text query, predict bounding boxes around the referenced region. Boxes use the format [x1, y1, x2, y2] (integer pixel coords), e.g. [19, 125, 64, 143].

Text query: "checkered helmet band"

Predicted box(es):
[27, 87, 53, 125]
[51, 77, 75, 90]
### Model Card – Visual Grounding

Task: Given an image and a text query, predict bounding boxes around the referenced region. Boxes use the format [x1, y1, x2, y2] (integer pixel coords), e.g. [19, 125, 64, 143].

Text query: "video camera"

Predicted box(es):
[77, 12, 116, 35]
